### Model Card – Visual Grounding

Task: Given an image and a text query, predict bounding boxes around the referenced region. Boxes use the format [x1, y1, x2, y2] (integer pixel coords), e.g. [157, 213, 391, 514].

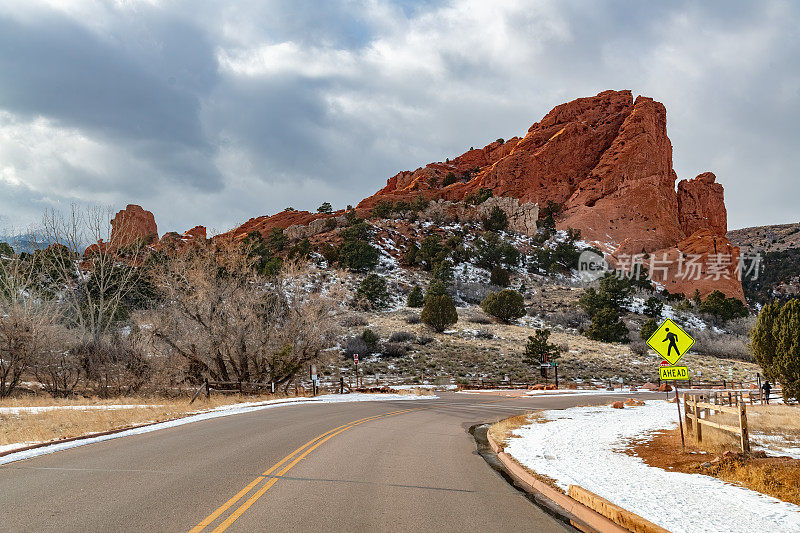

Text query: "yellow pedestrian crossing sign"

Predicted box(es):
[646, 318, 694, 365]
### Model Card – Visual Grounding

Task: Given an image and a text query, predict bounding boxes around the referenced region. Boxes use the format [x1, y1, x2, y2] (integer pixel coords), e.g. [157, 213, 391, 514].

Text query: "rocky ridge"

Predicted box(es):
[107, 90, 743, 300]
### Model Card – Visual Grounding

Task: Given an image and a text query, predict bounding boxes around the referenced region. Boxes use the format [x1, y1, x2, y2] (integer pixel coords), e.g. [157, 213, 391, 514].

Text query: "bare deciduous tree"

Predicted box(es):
[143, 240, 341, 390]
[39, 205, 150, 343]
[0, 247, 63, 397]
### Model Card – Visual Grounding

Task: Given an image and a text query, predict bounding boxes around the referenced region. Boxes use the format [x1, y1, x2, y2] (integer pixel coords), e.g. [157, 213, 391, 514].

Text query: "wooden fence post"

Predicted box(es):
[695, 396, 703, 443]
[739, 403, 750, 453]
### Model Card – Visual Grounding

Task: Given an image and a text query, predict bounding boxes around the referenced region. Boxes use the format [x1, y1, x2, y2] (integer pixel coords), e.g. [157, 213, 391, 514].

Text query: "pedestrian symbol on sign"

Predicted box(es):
[646, 318, 695, 366]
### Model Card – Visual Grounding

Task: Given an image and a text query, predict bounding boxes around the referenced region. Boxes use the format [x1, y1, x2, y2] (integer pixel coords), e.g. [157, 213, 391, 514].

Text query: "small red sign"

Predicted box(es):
[354, 354, 359, 363]
[660, 360, 670, 367]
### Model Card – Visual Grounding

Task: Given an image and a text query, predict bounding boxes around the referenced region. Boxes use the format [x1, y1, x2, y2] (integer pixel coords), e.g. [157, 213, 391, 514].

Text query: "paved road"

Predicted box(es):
[0, 391, 663, 532]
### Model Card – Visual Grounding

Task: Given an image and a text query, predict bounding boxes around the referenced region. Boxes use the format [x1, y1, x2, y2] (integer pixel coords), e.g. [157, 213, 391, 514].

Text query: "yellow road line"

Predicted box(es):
[190, 407, 419, 533]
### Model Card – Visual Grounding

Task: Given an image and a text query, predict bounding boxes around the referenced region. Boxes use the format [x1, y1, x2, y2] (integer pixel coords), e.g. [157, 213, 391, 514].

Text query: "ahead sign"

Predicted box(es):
[659, 365, 689, 381]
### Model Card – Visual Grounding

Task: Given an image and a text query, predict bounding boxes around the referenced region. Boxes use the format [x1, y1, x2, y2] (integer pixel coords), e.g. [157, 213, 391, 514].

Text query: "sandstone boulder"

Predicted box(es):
[110, 205, 157, 247]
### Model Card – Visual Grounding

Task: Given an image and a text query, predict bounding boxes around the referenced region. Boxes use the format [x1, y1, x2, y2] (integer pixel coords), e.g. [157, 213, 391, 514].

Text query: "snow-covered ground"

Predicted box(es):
[456, 387, 649, 396]
[0, 393, 435, 466]
[504, 401, 800, 533]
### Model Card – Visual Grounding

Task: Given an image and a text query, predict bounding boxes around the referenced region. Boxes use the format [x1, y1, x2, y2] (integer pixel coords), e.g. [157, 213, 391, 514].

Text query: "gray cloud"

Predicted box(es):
[0, 0, 797, 235]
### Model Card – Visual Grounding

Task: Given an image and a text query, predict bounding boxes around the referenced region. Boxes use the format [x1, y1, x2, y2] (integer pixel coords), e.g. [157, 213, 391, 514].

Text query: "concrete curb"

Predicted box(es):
[476, 425, 627, 533]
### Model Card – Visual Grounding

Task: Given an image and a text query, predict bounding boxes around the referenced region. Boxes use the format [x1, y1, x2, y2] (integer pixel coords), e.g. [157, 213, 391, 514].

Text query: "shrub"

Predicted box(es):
[416, 335, 434, 345]
[324, 217, 338, 230]
[481, 289, 525, 323]
[404, 313, 421, 325]
[317, 202, 333, 213]
[407, 286, 424, 308]
[338, 240, 379, 272]
[473, 233, 520, 270]
[289, 238, 312, 260]
[361, 329, 379, 352]
[418, 235, 448, 270]
[432, 259, 454, 285]
[585, 307, 629, 343]
[402, 242, 419, 266]
[340, 314, 368, 327]
[442, 172, 458, 187]
[389, 331, 416, 343]
[640, 318, 658, 341]
[370, 200, 394, 219]
[751, 300, 800, 400]
[539, 200, 563, 233]
[455, 281, 494, 304]
[340, 221, 373, 242]
[381, 342, 408, 357]
[482, 206, 508, 232]
[421, 282, 458, 332]
[465, 187, 493, 206]
[356, 274, 388, 308]
[267, 228, 288, 251]
[693, 330, 752, 361]
[490, 266, 510, 287]
[319, 243, 339, 265]
[344, 337, 369, 356]
[643, 297, 664, 318]
[523, 328, 562, 370]
[410, 196, 428, 212]
[476, 329, 494, 339]
[579, 273, 633, 315]
[699, 290, 749, 321]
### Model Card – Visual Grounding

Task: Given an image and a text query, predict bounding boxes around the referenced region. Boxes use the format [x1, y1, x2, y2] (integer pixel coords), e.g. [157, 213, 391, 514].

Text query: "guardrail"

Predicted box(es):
[684, 393, 750, 453]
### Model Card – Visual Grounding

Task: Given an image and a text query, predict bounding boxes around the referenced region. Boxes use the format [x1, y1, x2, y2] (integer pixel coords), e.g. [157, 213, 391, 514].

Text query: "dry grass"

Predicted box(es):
[352, 306, 762, 384]
[0, 393, 292, 448]
[631, 427, 800, 505]
[488, 412, 542, 447]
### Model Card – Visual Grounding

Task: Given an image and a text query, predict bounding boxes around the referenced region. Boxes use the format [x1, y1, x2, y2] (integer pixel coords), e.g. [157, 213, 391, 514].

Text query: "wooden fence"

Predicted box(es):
[684, 393, 750, 453]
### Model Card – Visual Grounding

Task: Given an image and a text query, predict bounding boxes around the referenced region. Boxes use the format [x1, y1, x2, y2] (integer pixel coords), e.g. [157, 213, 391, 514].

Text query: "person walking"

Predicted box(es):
[663, 328, 681, 361]
[762, 380, 772, 405]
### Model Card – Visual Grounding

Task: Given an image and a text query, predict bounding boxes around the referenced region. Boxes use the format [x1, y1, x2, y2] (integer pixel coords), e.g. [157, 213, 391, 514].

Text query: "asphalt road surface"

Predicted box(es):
[0, 390, 663, 532]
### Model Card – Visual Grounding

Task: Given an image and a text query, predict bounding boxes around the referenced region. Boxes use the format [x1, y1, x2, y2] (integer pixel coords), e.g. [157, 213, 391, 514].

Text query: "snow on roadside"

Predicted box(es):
[0, 404, 165, 415]
[504, 401, 800, 533]
[0, 393, 435, 466]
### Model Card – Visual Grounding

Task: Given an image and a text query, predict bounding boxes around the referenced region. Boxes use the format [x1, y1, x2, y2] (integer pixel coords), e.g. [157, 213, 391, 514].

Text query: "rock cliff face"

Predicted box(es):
[109, 204, 158, 246]
[357, 89, 740, 299]
[677, 172, 727, 237]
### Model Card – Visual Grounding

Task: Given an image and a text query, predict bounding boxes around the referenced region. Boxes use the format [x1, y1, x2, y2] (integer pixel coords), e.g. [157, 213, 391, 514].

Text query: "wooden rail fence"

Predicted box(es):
[684, 393, 750, 453]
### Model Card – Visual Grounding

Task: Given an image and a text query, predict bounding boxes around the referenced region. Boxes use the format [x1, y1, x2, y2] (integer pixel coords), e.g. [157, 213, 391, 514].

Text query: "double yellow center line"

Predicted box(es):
[189, 407, 422, 532]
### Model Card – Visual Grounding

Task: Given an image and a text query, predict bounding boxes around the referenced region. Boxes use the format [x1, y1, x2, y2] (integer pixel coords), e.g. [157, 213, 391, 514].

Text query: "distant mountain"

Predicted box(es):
[0, 232, 54, 253]
[728, 223, 800, 304]
[727, 222, 800, 255]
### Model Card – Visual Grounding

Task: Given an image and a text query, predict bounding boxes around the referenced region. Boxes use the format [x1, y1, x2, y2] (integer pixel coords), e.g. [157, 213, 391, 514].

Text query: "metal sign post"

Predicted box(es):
[353, 354, 359, 388]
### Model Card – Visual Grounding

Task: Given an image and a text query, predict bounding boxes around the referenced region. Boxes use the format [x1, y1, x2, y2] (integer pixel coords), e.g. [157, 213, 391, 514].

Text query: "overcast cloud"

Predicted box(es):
[0, 0, 797, 235]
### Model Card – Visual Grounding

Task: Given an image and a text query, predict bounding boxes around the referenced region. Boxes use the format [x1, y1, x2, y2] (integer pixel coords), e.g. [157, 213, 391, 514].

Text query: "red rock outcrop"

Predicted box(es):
[643, 229, 744, 301]
[110, 205, 158, 247]
[355, 89, 741, 300]
[677, 172, 727, 237]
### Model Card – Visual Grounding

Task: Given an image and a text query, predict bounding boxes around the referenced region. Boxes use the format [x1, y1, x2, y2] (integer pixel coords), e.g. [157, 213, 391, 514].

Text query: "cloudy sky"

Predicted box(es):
[0, 0, 798, 235]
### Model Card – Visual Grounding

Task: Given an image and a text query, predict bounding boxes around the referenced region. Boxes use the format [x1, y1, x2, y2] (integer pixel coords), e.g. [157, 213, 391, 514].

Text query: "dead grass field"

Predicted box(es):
[630, 404, 800, 505]
[0, 393, 293, 448]
[348, 304, 761, 385]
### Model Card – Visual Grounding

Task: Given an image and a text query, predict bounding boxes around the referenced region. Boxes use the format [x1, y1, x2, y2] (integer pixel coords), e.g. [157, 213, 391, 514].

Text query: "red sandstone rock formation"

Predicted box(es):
[355, 89, 741, 299]
[677, 172, 727, 237]
[110, 205, 158, 247]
